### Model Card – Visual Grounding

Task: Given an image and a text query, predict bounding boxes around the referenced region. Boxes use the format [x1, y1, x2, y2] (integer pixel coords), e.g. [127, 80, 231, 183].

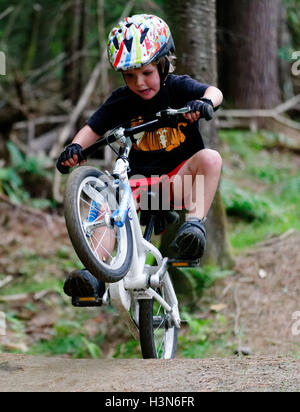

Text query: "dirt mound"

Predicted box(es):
[211, 229, 300, 356]
[0, 353, 299, 392]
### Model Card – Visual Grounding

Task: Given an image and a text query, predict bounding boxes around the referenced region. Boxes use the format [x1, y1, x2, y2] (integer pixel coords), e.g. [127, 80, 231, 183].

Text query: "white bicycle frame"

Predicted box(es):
[101, 134, 181, 340]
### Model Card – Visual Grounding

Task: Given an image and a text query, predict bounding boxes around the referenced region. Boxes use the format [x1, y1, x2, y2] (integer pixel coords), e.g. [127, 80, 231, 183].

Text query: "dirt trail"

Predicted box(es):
[0, 353, 299, 392]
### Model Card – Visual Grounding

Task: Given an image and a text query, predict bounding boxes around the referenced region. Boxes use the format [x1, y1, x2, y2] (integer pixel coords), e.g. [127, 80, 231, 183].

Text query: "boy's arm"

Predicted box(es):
[72, 125, 100, 150]
[203, 86, 223, 108]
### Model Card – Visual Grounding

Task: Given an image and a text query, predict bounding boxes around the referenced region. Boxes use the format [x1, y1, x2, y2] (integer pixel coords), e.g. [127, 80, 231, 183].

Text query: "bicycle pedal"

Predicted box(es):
[168, 258, 200, 268]
[71, 296, 103, 307]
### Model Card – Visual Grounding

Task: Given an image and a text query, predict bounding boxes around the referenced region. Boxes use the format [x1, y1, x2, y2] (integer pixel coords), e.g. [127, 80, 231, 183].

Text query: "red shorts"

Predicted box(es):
[129, 159, 188, 211]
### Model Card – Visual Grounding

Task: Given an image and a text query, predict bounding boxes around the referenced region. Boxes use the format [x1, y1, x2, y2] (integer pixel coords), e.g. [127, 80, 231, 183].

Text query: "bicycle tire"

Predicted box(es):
[64, 166, 133, 283]
[138, 277, 178, 359]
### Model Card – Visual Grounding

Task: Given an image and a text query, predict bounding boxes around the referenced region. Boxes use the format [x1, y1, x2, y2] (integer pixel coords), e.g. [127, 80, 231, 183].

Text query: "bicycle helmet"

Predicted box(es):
[107, 14, 175, 72]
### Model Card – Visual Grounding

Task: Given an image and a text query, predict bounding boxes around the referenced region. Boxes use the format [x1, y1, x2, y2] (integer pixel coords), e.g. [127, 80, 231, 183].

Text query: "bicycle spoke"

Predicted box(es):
[155, 332, 164, 354]
[80, 195, 92, 209]
[96, 239, 114, 261]
[156, 336, 164, 357]
[93, 227, 110, 255]
[149, 284, 175, 359]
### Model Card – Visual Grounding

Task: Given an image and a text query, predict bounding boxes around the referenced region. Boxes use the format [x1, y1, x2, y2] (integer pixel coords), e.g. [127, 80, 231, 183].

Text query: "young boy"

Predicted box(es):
[57, 14, 223, 298]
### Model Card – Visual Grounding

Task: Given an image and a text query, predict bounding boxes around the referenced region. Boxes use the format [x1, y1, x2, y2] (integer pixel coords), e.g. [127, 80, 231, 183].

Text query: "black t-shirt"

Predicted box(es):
[87, 74, 209, 177]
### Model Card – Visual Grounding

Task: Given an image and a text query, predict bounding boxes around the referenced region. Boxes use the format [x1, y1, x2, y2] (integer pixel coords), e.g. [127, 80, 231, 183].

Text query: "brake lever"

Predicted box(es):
[156, 107, 191, 117]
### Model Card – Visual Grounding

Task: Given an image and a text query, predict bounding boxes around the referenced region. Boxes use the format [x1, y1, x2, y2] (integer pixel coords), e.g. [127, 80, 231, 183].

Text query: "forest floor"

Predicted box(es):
[0, 198, 299, 392]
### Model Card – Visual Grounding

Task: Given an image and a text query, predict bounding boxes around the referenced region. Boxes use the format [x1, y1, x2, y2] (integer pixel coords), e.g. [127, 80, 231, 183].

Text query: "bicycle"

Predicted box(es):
[63, 105, 213, 359]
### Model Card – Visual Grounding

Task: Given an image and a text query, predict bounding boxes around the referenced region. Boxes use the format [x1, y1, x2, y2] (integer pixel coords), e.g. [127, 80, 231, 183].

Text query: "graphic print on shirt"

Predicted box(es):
[130, 116, 189, 152]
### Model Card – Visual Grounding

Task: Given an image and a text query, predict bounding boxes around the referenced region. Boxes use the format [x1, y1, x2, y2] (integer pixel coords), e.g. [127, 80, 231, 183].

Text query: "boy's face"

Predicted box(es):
[123, 63, 160, 100]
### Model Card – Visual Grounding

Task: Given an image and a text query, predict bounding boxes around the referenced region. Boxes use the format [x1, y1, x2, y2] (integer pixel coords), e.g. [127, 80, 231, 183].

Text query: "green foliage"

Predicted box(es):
[173, 265, 233, 311]
[0, 141, 53, 207]
[221, 179, 275, 221]
[179, 317, 212, 358]
[219, 128, 300, 250]
[29, 319, 103, 359]
[280, 175, 300, 202]
[5, 312, 26, 335]
[284, 0, 300, 49]
[6, 141, 47, 174]
[1, 245, 79, 296]
[179, 265, 233, 298]
[81, 337, 102, 359]
[113, 339, 141, 359]
[178, 312, 234, 358]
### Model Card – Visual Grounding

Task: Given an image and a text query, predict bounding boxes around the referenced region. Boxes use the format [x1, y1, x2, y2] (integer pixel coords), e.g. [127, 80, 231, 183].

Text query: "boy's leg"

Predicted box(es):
[171, 149, 222, 218]
[170, 149, 222, 259]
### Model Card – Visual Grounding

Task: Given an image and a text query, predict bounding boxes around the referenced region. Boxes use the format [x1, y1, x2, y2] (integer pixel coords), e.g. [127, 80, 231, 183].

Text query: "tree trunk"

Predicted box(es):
[168, 1, 217, 86]
[278, 1, 295, 101]
[217, 0, 281, 109]
[97, 0, 110, 103]
[162, 0, 233, 269]
[62, 0, 87, 105]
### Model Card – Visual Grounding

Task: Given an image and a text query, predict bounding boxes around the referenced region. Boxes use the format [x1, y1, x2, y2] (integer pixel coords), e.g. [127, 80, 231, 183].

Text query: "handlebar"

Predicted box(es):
[83, 105, 213, 158]
[56, 105, 214, 173]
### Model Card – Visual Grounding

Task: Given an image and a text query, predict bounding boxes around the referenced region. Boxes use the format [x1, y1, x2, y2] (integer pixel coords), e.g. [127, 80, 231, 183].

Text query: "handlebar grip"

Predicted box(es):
[56, 160, 70, 174]
[203, 104, 214, 121]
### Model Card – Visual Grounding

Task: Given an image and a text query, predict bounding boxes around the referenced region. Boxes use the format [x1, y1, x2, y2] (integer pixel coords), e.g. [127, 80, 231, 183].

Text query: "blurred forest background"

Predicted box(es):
[0, 0, 299, 359]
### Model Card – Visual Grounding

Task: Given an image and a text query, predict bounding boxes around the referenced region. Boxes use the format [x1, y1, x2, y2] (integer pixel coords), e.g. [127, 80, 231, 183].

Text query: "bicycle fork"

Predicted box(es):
[142, 274, 181, 329]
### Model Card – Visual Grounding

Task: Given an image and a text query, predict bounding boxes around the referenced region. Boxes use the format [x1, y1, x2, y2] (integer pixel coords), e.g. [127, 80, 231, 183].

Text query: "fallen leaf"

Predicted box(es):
[0, 294, 30, 305]
[3, 341, 28, 352]
[27, 311, 58, 328]
[258, 269, 267, 278]
[210, 303, 227, 312]
[0, 275, 13, 289]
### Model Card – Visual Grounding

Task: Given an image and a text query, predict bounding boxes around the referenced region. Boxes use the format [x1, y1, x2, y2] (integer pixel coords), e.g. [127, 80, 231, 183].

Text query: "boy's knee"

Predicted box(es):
[198, 149, 222, 171]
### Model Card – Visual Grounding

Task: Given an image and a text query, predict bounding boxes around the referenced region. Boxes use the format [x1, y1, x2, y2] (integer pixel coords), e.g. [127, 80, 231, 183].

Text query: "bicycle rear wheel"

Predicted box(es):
[64, 166, 133, 283]
[138, 274, 178, 359]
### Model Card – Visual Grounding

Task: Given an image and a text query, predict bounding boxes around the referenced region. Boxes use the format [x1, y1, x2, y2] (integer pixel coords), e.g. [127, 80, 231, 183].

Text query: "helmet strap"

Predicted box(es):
[157, 57, 170, 85]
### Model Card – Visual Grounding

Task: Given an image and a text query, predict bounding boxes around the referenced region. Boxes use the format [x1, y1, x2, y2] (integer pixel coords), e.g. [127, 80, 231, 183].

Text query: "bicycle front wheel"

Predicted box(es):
[64, 166, 133, 283]
[138, 274, 178, 359]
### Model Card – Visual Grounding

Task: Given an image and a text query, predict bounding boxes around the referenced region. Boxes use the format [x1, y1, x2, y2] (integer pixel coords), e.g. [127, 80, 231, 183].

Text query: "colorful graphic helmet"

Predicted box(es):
[107, 14, 175, 71]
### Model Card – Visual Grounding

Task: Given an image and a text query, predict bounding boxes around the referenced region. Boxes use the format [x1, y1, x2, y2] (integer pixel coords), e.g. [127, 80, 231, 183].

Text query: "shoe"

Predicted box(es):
[171, 218, 206, 259]
[63, 269, 105, 298]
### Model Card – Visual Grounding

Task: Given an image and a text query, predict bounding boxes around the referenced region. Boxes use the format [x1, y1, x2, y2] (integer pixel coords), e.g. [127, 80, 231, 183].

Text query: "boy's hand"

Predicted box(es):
[56, 143, 86, 174]
[183, 99, 214, 122]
